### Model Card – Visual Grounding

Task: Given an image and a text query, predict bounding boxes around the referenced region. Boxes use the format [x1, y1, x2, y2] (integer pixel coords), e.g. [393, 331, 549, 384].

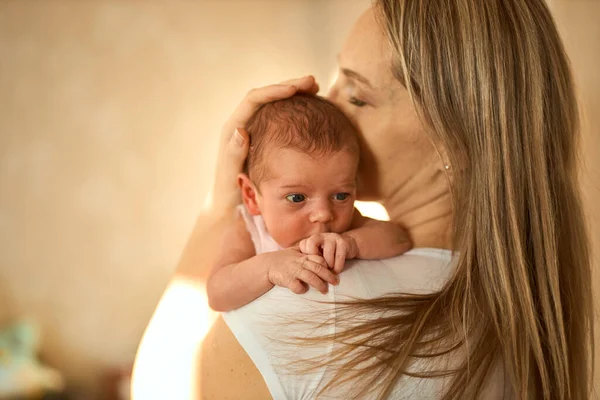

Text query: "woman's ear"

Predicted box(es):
[237, 173, 261, 216]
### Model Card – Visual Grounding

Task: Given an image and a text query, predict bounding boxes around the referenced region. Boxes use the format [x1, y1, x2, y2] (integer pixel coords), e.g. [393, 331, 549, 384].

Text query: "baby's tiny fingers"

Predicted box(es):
[334, 245, 347, 274]
[298, 239, 307, 254]
[298, 270, 328, 294]
[304, 257, 338, 286]
[322, 241, 336, 269]
[303, 235, 323, 255]
[288, 279, 308, 295]
[305, 254, 327, 268]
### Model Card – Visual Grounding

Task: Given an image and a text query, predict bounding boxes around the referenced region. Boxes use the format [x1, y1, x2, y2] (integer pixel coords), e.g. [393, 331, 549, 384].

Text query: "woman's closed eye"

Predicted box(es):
[285, 193, 306, 203]
[348, 96, 367, 107]
[342, 84, 368, 108]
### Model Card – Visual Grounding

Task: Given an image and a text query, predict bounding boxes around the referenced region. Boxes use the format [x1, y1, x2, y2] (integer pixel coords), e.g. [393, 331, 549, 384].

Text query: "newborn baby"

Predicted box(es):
[207, 94, 411, 311]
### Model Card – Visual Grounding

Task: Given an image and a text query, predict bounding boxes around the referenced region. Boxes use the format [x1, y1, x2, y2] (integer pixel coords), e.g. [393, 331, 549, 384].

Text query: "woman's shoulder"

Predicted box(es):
[337, 247, 456, 298]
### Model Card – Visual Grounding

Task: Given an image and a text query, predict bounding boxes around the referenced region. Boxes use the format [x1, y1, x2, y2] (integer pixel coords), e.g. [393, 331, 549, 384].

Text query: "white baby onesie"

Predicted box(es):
[237, 204, 282, 254]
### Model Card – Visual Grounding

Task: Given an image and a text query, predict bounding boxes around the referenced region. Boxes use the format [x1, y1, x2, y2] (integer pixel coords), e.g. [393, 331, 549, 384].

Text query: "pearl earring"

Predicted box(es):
[444, 164, 450, 170]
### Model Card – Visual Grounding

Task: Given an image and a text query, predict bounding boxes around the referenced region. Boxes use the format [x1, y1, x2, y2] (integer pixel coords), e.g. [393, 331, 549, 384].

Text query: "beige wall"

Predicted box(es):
[0, 0, 597, 397]
[0, 0, 369, 395]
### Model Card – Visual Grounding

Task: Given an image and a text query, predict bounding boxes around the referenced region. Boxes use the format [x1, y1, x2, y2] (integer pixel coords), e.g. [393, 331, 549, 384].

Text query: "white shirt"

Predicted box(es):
[223, 209, 507, 399]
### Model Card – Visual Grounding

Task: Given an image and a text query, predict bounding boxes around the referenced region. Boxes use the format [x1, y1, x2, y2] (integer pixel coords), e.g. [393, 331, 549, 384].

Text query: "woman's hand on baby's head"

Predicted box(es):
[266, 248, 338, 295]
[299, 233, 358, 274]
[211, 76, 320, 213]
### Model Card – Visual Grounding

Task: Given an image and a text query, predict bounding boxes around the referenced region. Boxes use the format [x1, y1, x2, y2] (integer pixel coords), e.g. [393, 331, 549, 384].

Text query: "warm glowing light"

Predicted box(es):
[355, 201, 390, 221]
[202, 188, 214, 211]
[131, 279, 216, 400]
[327, 68, 339, 94]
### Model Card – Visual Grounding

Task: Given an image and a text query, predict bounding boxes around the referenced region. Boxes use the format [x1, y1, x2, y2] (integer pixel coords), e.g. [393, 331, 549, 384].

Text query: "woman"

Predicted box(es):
[133, 1, 594, 399]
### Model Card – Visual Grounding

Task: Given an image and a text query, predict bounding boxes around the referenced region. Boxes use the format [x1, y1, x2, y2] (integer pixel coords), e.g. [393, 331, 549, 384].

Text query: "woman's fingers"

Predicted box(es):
[211, 76, 320, 212]
[280, 75, 319, 94]
[222, 84, 296, 141]
[222, 76, 319, 142]
[222, 127, 249, 177]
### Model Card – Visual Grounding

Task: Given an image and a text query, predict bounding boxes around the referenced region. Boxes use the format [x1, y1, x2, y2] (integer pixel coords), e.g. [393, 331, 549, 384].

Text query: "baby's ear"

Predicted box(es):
[237, 173, 261, 216]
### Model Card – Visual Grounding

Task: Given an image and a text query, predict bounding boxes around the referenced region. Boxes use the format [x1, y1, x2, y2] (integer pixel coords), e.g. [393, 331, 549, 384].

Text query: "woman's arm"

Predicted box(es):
[131, 211, 238, 400]
[131, 77, 320, 400]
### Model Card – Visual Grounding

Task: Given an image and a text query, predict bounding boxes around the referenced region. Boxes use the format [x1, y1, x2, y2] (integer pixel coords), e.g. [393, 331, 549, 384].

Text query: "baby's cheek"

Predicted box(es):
[267, 217, 307, 248]
[274, 231, 305, 248]
[334, 207, 355, 233]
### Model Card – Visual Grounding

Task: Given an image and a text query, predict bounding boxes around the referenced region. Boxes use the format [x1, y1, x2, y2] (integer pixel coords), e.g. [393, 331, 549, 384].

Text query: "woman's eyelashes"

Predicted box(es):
[348, 96, 367, 107]
[343, 85, 368, 107]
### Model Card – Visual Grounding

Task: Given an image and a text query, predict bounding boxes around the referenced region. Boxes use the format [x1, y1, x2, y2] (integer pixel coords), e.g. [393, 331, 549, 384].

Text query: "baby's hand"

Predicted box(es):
[266, 248, 338, 295]
[299, 233, 358, 273]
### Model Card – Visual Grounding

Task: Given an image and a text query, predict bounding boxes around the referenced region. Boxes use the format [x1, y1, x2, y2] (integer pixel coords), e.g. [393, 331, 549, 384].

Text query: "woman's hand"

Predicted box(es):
[209, 76, 320, 216]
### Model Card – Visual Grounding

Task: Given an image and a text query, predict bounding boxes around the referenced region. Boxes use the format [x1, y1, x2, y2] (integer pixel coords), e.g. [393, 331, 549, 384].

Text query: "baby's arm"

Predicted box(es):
[299, 208, 412, 273]
[207, 214, 338, 312]
[344, 208, 412, 260]
[206, 213, 269, 312]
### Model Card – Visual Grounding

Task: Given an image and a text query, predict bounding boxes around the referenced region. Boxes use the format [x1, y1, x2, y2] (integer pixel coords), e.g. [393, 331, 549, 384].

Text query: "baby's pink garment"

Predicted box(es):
[237, 204, 282, 254]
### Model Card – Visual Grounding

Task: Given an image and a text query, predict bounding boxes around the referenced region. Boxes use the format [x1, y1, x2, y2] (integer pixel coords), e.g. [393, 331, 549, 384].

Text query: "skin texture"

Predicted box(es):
[328, 9, 452, 249]
[242, 148, 358, 247]
[132, 6, 452, 400]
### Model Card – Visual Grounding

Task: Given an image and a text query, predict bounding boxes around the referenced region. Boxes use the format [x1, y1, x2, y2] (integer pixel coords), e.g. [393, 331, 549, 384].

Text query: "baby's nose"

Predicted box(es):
[309, 201, 334, 224]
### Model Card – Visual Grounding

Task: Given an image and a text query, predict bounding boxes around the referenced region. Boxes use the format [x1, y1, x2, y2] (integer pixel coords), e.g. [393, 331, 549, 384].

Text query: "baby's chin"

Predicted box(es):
[268, 232, 309, 249]
[275, 237, 303, 250]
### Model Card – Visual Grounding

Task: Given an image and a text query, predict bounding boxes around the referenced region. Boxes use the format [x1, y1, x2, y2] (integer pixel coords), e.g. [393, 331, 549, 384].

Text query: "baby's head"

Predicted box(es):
[239, 94, 360, 248]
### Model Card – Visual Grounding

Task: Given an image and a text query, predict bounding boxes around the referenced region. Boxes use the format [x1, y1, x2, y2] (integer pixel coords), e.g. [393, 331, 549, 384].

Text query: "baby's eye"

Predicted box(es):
[286, 194, 306, 203]
[333, 193, 351, 201]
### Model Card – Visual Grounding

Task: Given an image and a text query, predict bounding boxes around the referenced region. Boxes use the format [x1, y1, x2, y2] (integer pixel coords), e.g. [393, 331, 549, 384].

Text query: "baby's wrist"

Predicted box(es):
[342, 233, 359, 259]
[262, 253, 278, 287]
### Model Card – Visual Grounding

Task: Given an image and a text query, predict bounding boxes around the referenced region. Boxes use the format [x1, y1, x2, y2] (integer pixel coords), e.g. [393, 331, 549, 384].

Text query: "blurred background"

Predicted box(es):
[0, 0, 597, 399]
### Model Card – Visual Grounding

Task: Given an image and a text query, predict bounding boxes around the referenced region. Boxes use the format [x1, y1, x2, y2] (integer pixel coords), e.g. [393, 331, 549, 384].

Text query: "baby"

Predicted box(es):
[207, 94, 411, 312]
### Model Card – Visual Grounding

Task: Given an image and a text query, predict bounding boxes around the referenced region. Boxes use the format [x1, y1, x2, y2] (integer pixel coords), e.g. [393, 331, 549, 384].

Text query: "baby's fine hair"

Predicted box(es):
[245, 94, 360, 183]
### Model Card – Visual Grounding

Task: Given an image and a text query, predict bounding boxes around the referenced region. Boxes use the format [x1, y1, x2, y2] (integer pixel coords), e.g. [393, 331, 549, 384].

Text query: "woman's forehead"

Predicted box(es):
[339, 7, 395, 91]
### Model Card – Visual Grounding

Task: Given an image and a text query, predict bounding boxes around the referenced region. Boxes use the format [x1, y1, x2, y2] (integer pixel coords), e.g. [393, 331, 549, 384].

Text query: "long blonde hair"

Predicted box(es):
[304, 1, 594, 398]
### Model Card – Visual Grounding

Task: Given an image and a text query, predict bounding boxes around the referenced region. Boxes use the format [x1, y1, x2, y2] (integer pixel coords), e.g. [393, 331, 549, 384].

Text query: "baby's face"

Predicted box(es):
[256, 148, 358, 248]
